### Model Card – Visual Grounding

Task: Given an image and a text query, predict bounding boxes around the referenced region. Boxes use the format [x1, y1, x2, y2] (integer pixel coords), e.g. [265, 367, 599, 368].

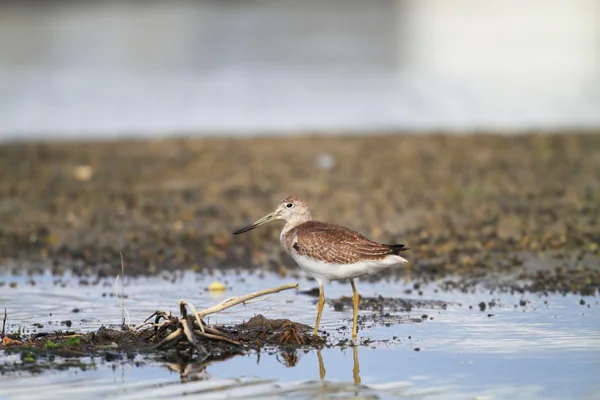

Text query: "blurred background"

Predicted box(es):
[1, 0, 598, 141]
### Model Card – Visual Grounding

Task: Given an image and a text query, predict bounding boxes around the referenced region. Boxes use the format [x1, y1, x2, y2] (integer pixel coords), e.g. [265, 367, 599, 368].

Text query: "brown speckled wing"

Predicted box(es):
[286, 221, 397, 264]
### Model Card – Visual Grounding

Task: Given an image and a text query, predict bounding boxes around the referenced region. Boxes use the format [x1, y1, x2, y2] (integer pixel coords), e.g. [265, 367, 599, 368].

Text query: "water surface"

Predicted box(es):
[1, 270, 598, 399]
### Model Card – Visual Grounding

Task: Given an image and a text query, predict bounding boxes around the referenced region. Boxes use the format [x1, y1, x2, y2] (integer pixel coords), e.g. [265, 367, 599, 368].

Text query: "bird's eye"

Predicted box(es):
[286, 203, 293, 208]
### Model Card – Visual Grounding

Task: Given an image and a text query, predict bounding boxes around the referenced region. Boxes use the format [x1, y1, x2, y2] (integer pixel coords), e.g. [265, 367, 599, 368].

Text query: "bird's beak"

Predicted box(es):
[233, 213, 278, 235]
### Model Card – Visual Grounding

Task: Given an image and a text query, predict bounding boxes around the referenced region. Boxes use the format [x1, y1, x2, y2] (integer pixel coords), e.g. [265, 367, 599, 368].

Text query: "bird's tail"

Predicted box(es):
[386, 244, 409, 255]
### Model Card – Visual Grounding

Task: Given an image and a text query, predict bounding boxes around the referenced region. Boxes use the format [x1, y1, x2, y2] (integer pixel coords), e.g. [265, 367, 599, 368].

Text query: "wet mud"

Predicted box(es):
[329, 293, 449, 312]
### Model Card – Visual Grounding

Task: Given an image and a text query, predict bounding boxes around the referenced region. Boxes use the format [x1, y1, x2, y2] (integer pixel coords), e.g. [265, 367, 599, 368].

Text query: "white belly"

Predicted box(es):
[289, 252, 408, 285]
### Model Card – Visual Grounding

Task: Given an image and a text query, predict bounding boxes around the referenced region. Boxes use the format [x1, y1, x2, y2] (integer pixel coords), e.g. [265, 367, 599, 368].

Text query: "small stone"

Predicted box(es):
[73, 165, 94, 181]
[208, 281, 226, 292]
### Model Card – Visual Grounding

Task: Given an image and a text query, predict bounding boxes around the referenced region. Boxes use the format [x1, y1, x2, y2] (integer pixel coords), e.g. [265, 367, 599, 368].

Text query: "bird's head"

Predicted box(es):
[233, 196, 312, 235]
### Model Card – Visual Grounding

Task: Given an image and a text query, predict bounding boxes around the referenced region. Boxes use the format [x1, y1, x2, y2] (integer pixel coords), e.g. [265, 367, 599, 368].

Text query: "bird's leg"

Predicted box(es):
[313, 283, 325, 336]
[350, 279, 359, 341]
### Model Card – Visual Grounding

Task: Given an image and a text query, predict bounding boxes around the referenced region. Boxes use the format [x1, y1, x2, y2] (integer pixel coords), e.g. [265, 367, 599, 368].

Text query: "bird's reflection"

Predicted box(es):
[352, 345, 361, 385]
[317, 350, 326, 380]
[317, 345, 362, 385]
[165, 358, 210, 383]
[164, 353, 237, 383]
[164, 346, 363, 386]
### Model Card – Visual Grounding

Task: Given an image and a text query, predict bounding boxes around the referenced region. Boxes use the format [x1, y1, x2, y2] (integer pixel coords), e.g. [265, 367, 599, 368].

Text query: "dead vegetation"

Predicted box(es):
[136, 283, 322, 352]
[0, 282, 324, 374]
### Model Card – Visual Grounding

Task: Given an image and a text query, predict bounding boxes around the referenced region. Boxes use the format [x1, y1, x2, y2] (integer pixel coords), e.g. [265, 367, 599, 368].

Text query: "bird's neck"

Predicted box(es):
[281, 214, 312, 238]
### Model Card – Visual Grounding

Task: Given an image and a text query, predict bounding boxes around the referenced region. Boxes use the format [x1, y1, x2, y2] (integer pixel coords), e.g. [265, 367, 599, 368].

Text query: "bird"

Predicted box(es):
[233, 196, 409, 340]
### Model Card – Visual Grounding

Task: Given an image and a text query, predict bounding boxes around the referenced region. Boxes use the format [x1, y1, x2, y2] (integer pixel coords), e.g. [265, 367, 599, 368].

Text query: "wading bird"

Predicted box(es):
[233, 196, 409, 340]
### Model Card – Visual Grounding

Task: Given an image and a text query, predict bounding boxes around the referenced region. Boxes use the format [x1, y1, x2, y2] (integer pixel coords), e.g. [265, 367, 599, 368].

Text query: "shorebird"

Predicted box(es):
[233, 196, 409, 340]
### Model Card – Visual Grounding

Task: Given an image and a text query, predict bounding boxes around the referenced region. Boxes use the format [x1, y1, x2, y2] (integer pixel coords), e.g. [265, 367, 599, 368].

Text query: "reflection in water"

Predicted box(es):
[317, 350, 327, 381]
[276, 349, 301, 368]
[166, 360, 210, 383]
[317, 346, 362, 385]
[275, 350, 301, 368]
[161, 345, 363, 387]
[353, 346, 361, 385]
[164, 353, 237, 383]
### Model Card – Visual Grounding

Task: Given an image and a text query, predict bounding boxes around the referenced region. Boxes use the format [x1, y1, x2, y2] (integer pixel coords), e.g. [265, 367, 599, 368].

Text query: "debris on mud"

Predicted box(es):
[329, 294, 449, 313]
[222, 315, 319, 347]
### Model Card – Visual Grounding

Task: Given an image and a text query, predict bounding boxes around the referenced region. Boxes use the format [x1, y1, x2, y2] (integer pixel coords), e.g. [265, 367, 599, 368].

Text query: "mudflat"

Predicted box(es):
[0, 133, 598, 294]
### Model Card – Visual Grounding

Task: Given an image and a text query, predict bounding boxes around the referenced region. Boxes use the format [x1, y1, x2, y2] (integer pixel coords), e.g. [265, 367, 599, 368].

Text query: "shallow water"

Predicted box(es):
[1, 269, 599, 399]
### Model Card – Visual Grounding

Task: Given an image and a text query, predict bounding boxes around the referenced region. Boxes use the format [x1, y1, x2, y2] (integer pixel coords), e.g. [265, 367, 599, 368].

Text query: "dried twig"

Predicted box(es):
[1, 308, 6, 339]
[153, 327, 184, 349]
[194, 330, 240, 346]
[121, 253, 126, 326]
[202, 325, 230, 337]
[133, 321, 158, 330]
[196, 283, 298, 319]
[142, 282, 299, 350]
[114, 253, 132, 330]
[181, 300, 205, 333]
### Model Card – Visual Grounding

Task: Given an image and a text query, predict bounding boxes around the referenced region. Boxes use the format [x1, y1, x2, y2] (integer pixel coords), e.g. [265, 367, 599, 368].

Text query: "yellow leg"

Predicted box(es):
[350, 279, 359, 341]
[313, 283, 325, 336]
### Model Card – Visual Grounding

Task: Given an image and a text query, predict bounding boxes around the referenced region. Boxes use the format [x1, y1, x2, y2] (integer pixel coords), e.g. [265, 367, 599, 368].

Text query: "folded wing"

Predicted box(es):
[289, 221, 407, 264]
